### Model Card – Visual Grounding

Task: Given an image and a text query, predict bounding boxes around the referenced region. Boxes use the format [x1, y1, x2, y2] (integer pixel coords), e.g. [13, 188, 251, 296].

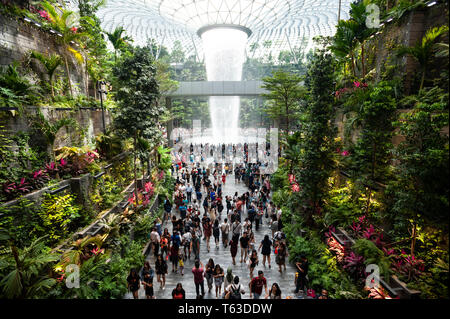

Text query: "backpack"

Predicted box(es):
[229, 284, 241, 300]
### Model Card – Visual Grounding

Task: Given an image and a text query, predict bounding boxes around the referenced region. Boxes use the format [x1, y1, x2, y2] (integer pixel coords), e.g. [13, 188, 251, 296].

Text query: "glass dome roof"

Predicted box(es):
[69, 0, 353, 59]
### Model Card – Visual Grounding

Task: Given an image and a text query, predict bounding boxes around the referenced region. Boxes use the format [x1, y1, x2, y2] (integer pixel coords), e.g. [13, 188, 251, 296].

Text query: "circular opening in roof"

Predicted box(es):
[197, 24, 252, 38]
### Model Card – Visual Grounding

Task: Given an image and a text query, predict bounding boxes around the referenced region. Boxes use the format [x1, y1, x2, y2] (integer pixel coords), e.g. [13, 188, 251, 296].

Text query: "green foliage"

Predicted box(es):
[0, 236, 59, 299]
[396, 25, 449, 91]
[349, 81, 398, 187]
[0, 198, 42, 247]
[0, 62, 42, 106]
[295, 47, 337, 225]
[353, 239, 391, 279]
[324, 181, 361, 227]
[39, 193, 83, 244]
[390, 86, 449, 230]
[287, 232, 363, 298]
[261, 70, 305, 134]
[29, 51, 63, 97]
[91, 174, 122, 211]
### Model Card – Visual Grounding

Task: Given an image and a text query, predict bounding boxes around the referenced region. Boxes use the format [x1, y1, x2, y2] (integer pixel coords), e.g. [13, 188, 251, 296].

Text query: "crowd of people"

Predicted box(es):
[126, 161, 329, 300]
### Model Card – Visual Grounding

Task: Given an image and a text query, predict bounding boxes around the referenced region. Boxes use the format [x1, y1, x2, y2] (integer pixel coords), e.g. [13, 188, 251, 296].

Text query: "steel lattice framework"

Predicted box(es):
[68, 0, 353, 60]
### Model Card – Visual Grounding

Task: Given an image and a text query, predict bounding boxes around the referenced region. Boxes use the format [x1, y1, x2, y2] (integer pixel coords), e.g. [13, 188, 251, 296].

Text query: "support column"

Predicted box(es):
[166, 97, 174, 147]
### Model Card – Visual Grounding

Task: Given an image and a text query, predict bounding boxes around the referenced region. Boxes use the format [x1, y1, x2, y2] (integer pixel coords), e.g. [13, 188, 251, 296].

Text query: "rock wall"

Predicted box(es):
[0, 107, 112, 149]
[0, 13, 88, 95]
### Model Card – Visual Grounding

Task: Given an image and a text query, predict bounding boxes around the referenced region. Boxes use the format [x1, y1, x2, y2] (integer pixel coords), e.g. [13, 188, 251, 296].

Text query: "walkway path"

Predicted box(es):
[124, 172, 297, 299]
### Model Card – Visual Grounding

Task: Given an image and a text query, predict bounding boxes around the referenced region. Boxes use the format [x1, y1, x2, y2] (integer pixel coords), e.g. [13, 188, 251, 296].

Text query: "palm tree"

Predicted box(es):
[331, 20, 359, 77]
[40, 1, 91, 97]
[348, 2, 377, 78]
[30, 51, 62, 98]
[0, 234, 59, 299]
[397, 25, 449, 91]
[106, 26, 132, 62]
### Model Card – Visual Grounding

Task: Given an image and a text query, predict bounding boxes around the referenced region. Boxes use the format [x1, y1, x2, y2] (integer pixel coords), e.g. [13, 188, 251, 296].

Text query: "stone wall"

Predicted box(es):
[369, 3, 449, 94]
[0, 13, 88, 95]
[0, 106, 112, 149]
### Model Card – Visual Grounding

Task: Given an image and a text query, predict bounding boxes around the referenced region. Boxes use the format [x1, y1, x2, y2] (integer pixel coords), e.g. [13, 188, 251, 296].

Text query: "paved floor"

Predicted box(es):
[124, 171, 297, 299]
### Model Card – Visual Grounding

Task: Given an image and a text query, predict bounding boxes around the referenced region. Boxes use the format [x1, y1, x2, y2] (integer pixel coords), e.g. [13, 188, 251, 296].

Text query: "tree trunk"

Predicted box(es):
[50, 78, 54, 98]
[361, 43, 366, 78]
[134, 133, 139, 206]
[410, 222, 417, 258]
[419, 67, 426, 91]
[351, 52, 356, 77]
[63, 54, 73, 97]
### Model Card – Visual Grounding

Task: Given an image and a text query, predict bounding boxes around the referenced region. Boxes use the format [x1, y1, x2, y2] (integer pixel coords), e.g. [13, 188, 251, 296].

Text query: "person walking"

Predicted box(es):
[141, 261, 155, 299]
[224, 267, 234, 290]
[192, 260, 205, 298]
[172, 283, 186, 299]
[248, 249, 259, 278]
[249, 270, 268, 299]
[155, 254, 168, 289]
[276, 241, 288, 273]
[186, 183, 193, 203]
[267, 283, 282, 299]
[203, 218, 212, 252]
[229, 236, 239, 265]
[213, 219, 220, 249]
[294, 255, 309, 294]
[225, 276, 245, 299]
[258, 235, 273, 269]
[213, 264, 224, 298]
[191, 231, 201, 261]
[239, 231, 250, 263]
[205, 258, 215, 293]
[127, 268, 140, 299]
[220, 218, 230, 248]
[163, 196, 172, 222]
[170, 231, 181, 273]
[182, 230, 192, 259]
[150, 227, 160, 257]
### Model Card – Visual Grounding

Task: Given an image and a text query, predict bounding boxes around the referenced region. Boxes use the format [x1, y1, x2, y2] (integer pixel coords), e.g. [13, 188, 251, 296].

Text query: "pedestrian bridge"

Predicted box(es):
[168, 81, 268, 97]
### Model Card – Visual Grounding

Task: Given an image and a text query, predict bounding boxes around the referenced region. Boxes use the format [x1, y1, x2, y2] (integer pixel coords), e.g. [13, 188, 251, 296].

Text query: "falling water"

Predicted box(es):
[201, 28, 248, 144]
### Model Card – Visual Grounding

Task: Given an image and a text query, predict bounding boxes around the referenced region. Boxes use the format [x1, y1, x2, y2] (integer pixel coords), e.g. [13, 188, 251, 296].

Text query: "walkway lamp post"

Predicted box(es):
[98, 80, 107, 134]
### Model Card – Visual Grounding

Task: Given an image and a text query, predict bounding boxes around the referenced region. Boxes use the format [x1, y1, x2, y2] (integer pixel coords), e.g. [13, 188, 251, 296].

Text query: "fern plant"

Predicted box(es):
[353, 238, 392, 281]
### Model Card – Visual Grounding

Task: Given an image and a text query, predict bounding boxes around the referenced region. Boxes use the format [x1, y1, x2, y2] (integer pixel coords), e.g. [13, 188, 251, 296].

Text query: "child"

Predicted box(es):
[178, 251, 185, 276]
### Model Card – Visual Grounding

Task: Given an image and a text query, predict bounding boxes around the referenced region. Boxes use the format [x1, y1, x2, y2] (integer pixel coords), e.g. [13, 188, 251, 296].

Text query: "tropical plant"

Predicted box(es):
[0, 62, 42, 106]
[106, 26, 133, 62]
[39, 193, 82, 244]
[59, 234, 107, 267]
[0, 235, 59, 299]
[30, 109, 77, 160]
[30, 50, 63, 98]
[331, 19, 359, 78]
[396, 25, 449, 91]
[40, 0, 91, 96]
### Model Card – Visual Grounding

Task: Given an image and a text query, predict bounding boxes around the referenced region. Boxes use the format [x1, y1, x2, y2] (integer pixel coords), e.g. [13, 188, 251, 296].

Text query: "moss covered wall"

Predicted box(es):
[0, 13, 88, 95]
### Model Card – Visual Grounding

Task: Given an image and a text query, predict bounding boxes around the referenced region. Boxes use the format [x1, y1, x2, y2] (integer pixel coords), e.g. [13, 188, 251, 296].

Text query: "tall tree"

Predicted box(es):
[261, 70, 305, 136]
[113, 46, 162, 203]
[296, 48, 337, 226]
